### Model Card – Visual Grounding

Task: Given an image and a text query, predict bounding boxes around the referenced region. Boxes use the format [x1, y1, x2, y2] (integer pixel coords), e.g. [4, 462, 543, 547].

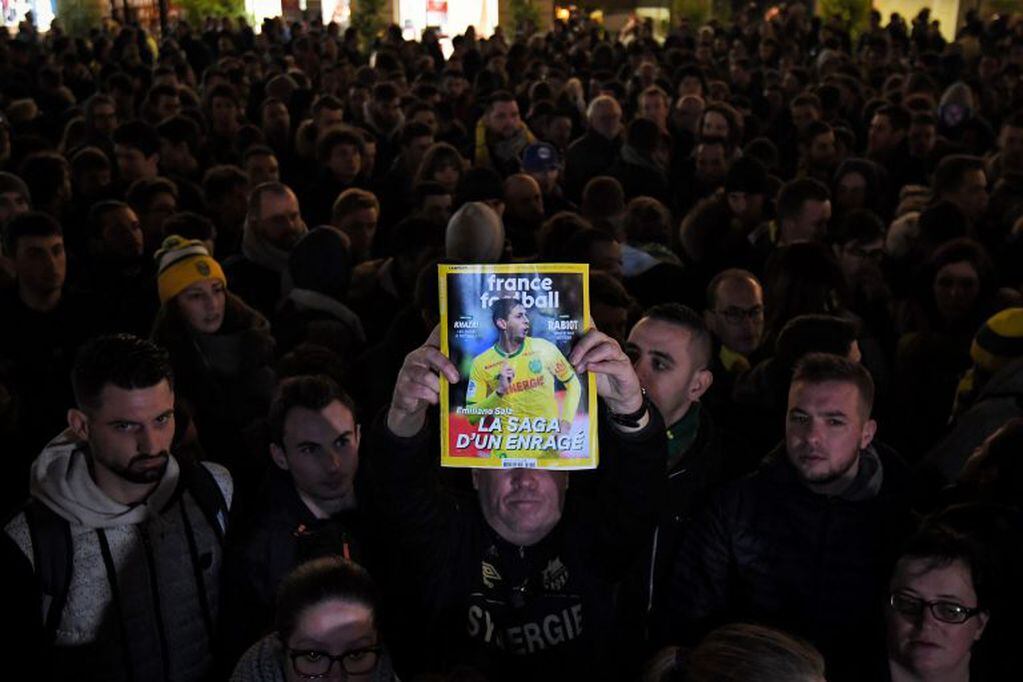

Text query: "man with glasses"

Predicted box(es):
[663, 353, 912, 682]
[700, 269, 765, 428]
[705, 269, 765, 373]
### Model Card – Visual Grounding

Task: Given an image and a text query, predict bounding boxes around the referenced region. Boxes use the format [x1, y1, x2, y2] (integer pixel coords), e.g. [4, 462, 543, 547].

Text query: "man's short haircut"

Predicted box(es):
[487, 90, 516, 110]
[243, 144, 276, 164]
[875, 103, 911, 131]
[800, 120, 833, 146]
[311, 94, 344, 116]
[911, 111, 937, 128]
[157, 115, 200, 152]
[275, 557, 379, 642]
[414, 180, 450, 204]
[624, 196, 672, 246]
[790, 351, 874, 416]
[268, 374, 356, 446]
[161, 211, 216, 243]
[84, 92, 115, 118]
[399, 121, 434, 147]
[581, 176, 625, 219]
[832, 209, 885, 247]
[247, 181, 292, 222]
[3, 210, 62, 257]
[332, 188, 379, 224]
[590, 271, 633, 309]
[72, 334, 175, 411]
[205, 83, 238, 107]
[491, 297, 523, 326]
[643, 302, 713, 368]
[317, 127, 366, 164]
[71, 146, 112, 175]
[776, 178, 830, 223]
[706, 268, 760, 310]
[625, 117, 663, 154]
[933, 155, 985, 198]
[371, 81, 400, 103]
[88, 200, 130, 239]
[640, 85, 669, 103]
[126, 177, 178, 211]
[18, 153, 69, 206]
[203, 165, 249, 204]
[791, 93, 822, 112]
[0, 171, 31, 203]
[586, 95, 621, 122]
[113, 120, 161, 157]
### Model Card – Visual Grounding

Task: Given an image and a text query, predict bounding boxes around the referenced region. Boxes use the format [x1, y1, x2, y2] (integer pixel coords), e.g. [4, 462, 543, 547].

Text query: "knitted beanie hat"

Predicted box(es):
[155, 235, 226, 304]
[970, 307, 1023, 374]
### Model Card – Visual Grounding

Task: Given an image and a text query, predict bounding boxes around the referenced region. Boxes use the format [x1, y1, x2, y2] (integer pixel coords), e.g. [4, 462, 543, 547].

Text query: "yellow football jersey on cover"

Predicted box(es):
[466, 336, 577, 457]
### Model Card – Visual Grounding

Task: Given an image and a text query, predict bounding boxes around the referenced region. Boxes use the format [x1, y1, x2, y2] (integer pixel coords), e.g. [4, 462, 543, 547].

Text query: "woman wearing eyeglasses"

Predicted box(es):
[886, 525, 992, 682]
[231, 557, 396, 682]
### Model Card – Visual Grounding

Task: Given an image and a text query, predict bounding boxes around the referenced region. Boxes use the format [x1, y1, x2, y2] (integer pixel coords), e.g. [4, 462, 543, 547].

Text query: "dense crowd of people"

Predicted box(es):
[1, 3, 1023, 680]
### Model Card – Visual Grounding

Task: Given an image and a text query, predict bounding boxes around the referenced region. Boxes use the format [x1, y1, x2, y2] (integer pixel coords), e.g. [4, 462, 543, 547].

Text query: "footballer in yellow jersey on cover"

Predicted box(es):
[438, 264, 598, 469]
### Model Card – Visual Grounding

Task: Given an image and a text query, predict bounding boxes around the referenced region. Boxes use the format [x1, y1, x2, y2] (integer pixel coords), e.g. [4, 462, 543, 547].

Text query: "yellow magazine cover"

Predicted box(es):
[438, 263, 598, 469]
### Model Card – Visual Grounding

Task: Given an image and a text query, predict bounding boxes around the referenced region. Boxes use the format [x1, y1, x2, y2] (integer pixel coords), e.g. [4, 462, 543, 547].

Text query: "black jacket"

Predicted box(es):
[564, 131, 622, 203]
[221, 468, 366, 665]
[618, 405, 752, 665]
[363, 406, 666, 680]
[663, 442, 913, 682]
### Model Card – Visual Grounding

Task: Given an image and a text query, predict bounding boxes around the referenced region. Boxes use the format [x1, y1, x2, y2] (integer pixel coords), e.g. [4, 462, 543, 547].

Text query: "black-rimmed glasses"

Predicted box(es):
[285, 645, 382, 678]
[889, 592, 982, 624]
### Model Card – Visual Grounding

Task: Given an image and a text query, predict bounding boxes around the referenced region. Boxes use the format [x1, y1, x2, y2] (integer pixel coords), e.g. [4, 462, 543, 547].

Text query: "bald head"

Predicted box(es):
[587, 96, 623, 139]
[446, 201, 505, 263]
[503, 174, 544, 224]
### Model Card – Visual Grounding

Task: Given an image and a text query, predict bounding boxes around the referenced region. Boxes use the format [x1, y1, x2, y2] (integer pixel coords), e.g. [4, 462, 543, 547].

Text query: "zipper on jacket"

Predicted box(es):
[96, 528, 136, 682]
[140, 525, 171, 682]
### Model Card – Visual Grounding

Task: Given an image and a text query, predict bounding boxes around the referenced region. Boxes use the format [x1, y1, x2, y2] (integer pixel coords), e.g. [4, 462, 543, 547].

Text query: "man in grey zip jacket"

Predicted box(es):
[4, 334, 233, 682]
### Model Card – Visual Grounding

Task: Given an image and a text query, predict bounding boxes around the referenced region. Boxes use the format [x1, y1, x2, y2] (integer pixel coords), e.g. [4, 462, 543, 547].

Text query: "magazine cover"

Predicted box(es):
[438, 263, 598, 469]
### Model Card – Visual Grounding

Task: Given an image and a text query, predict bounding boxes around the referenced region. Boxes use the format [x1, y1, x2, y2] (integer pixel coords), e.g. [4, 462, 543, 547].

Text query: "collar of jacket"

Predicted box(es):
[666, 402, 702, 471]
[762, 443, 885, 502]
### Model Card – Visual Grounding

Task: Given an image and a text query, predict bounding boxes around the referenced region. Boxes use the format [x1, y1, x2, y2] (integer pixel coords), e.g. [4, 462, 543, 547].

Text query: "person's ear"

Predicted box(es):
[495, 318, 507, 331]
[975, 610, 990, 640]
[270, 442, 290, 471]
[860, 418, 878, 450]
[690, 368, 714, 402]
[353, 423, 362, 449]
[67, 408, 89, 441]
[703, 310, 717, 334]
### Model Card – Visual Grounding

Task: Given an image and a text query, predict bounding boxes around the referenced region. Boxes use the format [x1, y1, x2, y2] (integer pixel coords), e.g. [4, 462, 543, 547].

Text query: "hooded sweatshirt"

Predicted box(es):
[5, 433, 233, 682]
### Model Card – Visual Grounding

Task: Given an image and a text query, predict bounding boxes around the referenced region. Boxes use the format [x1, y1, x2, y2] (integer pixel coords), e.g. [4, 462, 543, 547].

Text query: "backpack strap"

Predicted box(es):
[176, 456, 229, 542]
[23, 500, 72, 642]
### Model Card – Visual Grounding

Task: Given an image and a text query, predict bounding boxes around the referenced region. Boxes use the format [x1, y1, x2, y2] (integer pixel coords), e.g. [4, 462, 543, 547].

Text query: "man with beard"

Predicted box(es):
[4, 335, 233, 681]
[664, 353, 911, 682]
[224, 182, 308, 317]
[798, 121, 838, 184]
[473, 90, 538, 178]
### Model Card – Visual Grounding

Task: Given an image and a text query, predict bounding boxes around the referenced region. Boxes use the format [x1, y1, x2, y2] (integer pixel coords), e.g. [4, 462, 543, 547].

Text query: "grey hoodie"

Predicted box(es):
[5, 433, 233, 682]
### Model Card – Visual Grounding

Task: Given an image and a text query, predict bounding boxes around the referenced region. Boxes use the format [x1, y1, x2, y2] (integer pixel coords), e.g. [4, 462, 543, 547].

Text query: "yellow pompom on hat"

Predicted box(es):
[155, 235, 226, 304]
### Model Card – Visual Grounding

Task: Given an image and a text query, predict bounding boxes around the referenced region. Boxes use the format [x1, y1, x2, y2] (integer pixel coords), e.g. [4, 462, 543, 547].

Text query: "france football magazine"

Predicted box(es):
[438, 263, 598, 469]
